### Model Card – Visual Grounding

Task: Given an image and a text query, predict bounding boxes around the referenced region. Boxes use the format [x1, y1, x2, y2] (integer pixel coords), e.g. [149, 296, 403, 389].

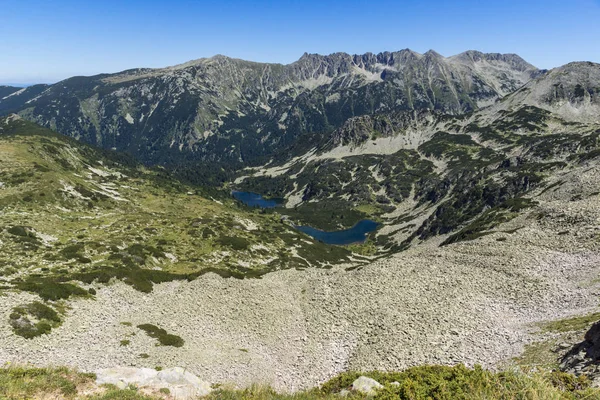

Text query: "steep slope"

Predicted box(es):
[0, 84, 50, 115]
[1, 156, 599, 391]
[1, 50, 539, 165]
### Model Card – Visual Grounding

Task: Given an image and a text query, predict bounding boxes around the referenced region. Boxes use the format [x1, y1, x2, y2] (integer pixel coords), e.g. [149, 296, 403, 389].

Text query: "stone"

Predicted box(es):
[352, 376, 383, 396]
[96, 367, 212, 399]
[95, 367, 158, 387]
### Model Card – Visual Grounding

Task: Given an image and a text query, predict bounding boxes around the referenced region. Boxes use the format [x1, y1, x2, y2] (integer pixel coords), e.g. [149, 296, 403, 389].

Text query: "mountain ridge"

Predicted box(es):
[0, 48, 542, 165]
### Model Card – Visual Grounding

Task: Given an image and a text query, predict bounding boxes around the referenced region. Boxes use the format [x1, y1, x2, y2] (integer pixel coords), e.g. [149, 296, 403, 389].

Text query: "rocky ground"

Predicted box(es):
[1, 155, 600, 393]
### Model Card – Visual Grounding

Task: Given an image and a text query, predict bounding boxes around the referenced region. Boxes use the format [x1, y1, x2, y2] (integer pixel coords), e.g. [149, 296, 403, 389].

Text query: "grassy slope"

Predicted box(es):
[1, 364, 598, 399]
[0, 116, 360, 338]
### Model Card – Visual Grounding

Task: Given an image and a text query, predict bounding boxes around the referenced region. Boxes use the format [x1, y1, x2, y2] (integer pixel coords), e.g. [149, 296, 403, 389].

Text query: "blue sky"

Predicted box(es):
[1, 0, 599, 84]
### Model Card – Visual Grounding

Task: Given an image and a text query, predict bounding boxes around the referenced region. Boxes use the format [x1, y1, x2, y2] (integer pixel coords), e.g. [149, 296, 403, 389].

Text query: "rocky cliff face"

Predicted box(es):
[0, 50, 539, 164]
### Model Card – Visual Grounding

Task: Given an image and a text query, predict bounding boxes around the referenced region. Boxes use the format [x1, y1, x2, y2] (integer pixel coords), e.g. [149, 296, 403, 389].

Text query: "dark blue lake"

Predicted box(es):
[232, 191, 283, 208]
[296, 219, 379, 245]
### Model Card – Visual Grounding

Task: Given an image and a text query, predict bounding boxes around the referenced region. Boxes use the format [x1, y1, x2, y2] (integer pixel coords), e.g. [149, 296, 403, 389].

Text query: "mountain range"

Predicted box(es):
[0, 49, 543, 165]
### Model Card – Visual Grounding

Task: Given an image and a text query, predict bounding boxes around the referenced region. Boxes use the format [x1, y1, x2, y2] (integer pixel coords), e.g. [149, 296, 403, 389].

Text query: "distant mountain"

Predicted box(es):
[0, 86, 22, 99]
[493, 61, 600, 123]
[0, 50, 540, 165]
[0, 83, 35, 88]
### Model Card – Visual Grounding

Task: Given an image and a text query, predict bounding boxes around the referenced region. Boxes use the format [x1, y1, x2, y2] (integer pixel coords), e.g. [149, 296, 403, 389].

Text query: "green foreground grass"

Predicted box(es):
[1, 364, 599, 399]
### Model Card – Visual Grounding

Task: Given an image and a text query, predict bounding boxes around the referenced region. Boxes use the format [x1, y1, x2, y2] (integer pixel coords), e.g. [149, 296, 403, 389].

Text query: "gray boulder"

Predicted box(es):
[352, 376, 383, 395]
[96, 366, 212, 399]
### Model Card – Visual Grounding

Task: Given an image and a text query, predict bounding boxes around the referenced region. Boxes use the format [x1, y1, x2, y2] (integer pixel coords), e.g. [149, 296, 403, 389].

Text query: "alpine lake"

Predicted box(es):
[232, 191, 378, 245]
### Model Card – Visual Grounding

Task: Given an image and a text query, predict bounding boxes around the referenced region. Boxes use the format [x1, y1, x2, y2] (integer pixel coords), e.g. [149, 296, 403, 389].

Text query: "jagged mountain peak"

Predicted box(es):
[423, 49, 444, 58]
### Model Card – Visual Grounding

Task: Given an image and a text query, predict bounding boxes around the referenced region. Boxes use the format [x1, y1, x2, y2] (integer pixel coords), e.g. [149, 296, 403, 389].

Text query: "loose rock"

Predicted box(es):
[352, 376, 383, 395]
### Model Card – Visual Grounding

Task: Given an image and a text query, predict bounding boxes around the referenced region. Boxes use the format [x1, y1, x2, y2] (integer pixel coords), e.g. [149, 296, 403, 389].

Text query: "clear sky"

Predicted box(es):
[1, 0, 599, 84]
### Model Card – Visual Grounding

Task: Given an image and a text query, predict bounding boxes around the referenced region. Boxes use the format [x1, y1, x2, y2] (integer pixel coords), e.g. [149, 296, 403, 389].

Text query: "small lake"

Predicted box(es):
[296, 219, 379, 245]
[232, 191, 379, 245]
[232, 191, 283, 208]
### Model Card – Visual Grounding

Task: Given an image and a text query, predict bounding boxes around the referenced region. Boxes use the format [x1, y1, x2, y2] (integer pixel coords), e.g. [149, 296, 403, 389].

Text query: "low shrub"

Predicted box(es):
[137, 324, 184, 348]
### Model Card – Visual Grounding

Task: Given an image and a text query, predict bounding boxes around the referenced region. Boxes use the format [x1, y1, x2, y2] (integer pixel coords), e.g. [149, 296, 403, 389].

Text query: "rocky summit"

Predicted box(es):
[1, 47, 600, 399]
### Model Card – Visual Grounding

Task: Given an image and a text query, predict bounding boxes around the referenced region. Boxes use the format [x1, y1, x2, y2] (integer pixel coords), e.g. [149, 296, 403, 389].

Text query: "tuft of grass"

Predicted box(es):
[514, 339, 562, 369]
[86, 388, 157, 400]
[137, 324, 184, 347]
[205, 384, 343, 400]
[0, 365, 94, 399]
[539, 312, 600, 333]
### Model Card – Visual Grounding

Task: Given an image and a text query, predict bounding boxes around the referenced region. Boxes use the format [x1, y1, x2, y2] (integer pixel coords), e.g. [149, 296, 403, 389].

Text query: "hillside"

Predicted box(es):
[236, 62, 600, 243]
[1, 111, 600, 390]
[0, 115, 371, 339]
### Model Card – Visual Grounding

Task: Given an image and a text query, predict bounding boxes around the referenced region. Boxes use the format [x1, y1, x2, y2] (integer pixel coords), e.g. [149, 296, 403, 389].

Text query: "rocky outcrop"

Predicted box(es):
[326, 109, 441, 149]
[351, 376, 383, 395]
[561, 321, 600, 385]
[96, 367, 212, 399]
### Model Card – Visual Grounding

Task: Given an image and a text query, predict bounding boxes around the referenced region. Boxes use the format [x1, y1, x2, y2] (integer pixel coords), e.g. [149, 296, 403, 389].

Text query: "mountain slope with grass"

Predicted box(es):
[0, 115, 371, 339]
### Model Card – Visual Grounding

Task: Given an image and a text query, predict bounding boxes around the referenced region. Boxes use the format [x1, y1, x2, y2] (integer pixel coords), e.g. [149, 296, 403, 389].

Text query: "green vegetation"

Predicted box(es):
[514, 312, 600, 368]
[87, 389, 157, 400]
[238, 150, 434, 231]
[9, 301, 62, 338]
[0, 117, 362, 337]
[0, 366, 95, 399]
[1, 364, 598, 399]
[14, 278, 89, 301]
[313, 366, 594, 399]
[137, 324, 185, 347]
[539, 312, 600, 333]
[441, 198, 537, 245]
[515, 338, 563, 369]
